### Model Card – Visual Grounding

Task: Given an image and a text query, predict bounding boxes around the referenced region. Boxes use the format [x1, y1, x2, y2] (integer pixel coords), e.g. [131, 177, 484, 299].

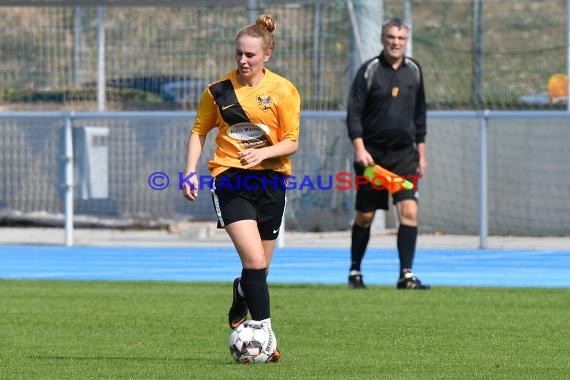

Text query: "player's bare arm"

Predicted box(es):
[238, 139, 298, 169]
[182, 132, 206, 201]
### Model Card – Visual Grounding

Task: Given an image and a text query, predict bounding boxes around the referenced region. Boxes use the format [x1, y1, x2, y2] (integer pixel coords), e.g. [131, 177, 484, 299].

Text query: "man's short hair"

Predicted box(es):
[382, 17, 409, 36]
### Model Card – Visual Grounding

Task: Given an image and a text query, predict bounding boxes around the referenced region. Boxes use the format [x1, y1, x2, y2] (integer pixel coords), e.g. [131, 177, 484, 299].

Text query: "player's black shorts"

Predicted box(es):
[210, 168, 286, 240]
[354, 144, 420, 212]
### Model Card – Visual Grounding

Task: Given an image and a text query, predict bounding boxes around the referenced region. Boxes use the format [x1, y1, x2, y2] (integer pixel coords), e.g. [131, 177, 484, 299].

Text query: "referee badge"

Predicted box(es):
[392, 86, 399, 97]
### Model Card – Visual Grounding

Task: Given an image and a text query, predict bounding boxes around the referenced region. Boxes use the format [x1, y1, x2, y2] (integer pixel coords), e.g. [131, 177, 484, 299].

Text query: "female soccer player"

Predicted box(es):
[182, 13, 301, 362]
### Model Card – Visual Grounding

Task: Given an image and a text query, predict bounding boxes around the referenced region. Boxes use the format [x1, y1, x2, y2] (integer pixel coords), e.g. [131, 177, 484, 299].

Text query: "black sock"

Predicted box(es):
[350, 223, 370, 272]
[241, 268, 270, 321]
[397, 224, 417, 275]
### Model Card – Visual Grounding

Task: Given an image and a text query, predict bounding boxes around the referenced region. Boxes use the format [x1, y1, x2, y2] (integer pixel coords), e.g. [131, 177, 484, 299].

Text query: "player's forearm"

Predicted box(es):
[185, 132, 206, 172]
[260, 139, 298, 160]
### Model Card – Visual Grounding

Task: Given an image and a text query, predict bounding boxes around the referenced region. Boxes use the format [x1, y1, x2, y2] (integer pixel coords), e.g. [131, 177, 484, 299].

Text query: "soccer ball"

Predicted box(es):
[228, 320, 277, 364]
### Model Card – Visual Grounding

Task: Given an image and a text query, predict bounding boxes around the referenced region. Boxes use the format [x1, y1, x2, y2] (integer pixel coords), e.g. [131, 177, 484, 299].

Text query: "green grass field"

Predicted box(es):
[1, 280, 568, 379]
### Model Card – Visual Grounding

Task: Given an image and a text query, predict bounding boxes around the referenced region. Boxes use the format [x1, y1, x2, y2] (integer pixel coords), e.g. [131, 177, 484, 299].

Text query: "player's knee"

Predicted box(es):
[399, 210, 418, 225]
[242, 255, 267, 270]
[398, 203, 418, 225]
[355, 212, 374, 228]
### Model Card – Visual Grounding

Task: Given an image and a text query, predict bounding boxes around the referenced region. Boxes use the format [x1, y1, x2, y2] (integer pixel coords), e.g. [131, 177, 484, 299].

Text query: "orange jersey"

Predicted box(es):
[192, 69, 301, 177]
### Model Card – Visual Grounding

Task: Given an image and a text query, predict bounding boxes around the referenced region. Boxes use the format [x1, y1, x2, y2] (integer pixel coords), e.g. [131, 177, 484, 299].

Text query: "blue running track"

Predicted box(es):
[0, 245, 568, 287]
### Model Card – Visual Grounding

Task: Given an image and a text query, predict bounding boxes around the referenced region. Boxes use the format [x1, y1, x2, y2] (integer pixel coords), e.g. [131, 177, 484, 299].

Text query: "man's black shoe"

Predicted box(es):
[348, 270, 367, 289]
[397, 272, 431, 289]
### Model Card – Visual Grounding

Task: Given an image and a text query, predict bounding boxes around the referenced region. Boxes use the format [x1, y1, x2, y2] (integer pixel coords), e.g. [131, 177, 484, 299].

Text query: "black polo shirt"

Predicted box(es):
[346, 52, 427, 153]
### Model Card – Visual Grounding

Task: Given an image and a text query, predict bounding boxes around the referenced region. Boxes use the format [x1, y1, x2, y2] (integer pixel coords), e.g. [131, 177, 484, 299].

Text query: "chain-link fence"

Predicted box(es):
[0, 0, 567, 111]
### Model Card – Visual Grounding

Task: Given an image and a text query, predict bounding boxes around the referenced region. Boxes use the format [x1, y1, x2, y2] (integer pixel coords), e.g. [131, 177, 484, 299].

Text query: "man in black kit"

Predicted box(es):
[346, 17, 430, 290]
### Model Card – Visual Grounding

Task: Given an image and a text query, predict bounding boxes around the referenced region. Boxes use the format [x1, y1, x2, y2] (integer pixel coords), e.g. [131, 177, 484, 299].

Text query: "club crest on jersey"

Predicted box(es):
[257, 95, 273, 111]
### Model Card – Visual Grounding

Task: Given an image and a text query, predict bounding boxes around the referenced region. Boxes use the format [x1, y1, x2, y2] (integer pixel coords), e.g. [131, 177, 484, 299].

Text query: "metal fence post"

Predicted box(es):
[97, 7, 106, 112]
[64, 113, 74, 247]
[479, 110, 489, 249]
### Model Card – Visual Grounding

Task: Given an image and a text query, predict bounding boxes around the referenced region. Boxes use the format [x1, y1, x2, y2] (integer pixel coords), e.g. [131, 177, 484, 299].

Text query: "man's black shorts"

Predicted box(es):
[210, 168, 286, 240]
[354, 144, 420, 212]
